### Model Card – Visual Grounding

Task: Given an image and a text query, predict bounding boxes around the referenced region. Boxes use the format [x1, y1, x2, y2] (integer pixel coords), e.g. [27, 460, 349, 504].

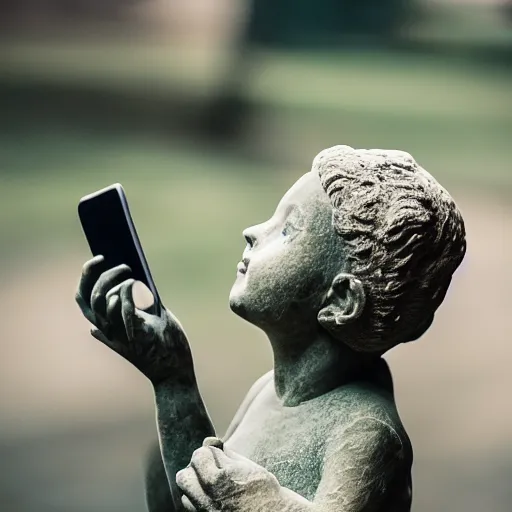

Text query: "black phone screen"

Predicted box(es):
[78, 184, 161, 309]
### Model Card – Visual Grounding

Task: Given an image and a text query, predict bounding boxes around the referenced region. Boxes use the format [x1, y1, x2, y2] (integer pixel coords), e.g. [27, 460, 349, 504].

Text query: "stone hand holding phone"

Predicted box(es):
[76, 183, 216, 511]
[75, 255, 193, 386]
[75, 254, 214, 511]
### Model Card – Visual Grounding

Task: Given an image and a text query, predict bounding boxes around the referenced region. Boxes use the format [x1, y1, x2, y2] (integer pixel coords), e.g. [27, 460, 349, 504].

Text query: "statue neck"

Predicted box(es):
[268, 330, 378, 407]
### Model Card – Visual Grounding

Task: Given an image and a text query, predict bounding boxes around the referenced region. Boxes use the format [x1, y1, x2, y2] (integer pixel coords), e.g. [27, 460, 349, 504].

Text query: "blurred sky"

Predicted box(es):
[0, 1, 511, 511]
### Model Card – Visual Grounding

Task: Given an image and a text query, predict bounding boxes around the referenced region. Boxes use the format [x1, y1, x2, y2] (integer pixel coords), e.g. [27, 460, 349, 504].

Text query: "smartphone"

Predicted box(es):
[78, 183, 161, 314]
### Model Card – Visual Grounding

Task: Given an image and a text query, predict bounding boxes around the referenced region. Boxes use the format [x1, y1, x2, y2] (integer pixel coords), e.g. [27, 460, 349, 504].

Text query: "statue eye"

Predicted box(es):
[281, 209, 303, 238]
[282, 223, 296, 237]
[244, 234, 254, 248]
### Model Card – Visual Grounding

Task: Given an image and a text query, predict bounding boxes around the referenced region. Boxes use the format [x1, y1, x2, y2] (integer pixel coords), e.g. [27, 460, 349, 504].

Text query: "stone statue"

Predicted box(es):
[75, 145, 466, 511]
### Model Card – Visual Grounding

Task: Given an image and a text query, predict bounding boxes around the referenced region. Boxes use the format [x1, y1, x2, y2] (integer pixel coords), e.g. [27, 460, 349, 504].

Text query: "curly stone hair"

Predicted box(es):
[313, 145, 466, 353]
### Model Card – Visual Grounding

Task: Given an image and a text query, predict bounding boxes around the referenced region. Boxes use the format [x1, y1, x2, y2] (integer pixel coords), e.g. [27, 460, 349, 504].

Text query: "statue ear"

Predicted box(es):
[317, 273, 366, 332]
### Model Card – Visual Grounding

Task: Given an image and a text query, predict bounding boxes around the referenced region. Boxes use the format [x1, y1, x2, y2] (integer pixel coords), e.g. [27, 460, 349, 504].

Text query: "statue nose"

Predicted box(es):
[243, 228, 256, 248]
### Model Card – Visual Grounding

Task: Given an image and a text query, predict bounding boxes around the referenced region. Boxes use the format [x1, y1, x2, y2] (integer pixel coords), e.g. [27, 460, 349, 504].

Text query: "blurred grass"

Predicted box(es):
[250, 52, 511, 121]
[0, 43, 228, 98]
[0, 40, 510, 288]
[2, 42, 510, 120]
[406, 2, 512, 48]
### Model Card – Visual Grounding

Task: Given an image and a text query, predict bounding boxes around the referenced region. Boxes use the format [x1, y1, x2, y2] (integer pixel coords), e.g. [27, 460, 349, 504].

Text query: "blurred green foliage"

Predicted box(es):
[0, 37, 510, 313]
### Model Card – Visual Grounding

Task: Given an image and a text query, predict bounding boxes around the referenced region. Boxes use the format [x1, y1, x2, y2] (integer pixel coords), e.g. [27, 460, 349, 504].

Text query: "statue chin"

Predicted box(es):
[229, 283, 263, 325]
[228, 285, 248, 319]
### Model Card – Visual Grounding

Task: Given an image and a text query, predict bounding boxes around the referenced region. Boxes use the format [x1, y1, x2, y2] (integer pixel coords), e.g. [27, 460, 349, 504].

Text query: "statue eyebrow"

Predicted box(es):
[284, 204, 305, 229]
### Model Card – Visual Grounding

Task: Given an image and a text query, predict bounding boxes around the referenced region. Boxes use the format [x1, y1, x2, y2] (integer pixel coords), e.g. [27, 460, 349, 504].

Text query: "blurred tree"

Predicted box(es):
[200, 0, 415, 142]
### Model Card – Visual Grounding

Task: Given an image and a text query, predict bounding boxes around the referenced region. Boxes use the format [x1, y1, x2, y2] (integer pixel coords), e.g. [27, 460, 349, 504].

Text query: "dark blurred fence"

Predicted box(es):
[246, 0, 414, 48]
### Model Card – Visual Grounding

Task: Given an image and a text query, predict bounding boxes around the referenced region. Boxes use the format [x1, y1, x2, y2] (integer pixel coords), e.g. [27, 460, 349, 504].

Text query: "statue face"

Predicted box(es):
[229, 172, 345, 334]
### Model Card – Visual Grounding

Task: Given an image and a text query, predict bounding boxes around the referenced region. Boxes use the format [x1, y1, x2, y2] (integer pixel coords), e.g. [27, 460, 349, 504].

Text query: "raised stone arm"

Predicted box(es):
[176, 417, 409, 512]
[144, 441, 175, 511]
[75, 255, 215, 511]
[144, 371, 275, 512]
[152, 380, 215, 511]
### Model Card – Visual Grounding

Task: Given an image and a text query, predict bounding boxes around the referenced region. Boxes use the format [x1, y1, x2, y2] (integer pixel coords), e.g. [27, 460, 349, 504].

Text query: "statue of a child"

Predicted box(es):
[76, 145, 466, 511]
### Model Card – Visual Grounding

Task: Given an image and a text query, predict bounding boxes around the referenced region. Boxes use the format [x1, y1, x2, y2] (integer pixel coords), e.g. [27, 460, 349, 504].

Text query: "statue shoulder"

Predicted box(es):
[317, 410, 413, 510]
[324, 380, 411, 454]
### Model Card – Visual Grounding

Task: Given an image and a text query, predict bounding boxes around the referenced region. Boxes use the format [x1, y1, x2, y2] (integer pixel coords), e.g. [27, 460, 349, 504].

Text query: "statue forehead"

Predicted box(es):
[279, 172, 330, 211]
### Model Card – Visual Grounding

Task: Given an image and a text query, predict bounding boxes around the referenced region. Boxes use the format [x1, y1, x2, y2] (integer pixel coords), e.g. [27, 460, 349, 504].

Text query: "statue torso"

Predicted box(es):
[225, 376, 412, 509]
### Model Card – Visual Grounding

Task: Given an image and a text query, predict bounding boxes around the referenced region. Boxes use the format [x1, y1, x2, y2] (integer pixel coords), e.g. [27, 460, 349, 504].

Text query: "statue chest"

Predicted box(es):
[225, 395, 333, 500]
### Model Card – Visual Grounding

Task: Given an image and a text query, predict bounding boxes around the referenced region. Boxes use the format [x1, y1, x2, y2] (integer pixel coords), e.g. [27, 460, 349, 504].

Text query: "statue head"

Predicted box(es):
[229, 145, 466, 354]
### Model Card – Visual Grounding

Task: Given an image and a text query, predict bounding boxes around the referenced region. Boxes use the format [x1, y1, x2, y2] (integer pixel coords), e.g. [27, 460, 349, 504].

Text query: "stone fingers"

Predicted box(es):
[75, 255, 107, 324]
[90, 264, 132, 327]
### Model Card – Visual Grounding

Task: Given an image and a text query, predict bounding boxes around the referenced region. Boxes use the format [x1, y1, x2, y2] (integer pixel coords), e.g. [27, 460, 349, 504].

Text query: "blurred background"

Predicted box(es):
[0, 0, 510, 511]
